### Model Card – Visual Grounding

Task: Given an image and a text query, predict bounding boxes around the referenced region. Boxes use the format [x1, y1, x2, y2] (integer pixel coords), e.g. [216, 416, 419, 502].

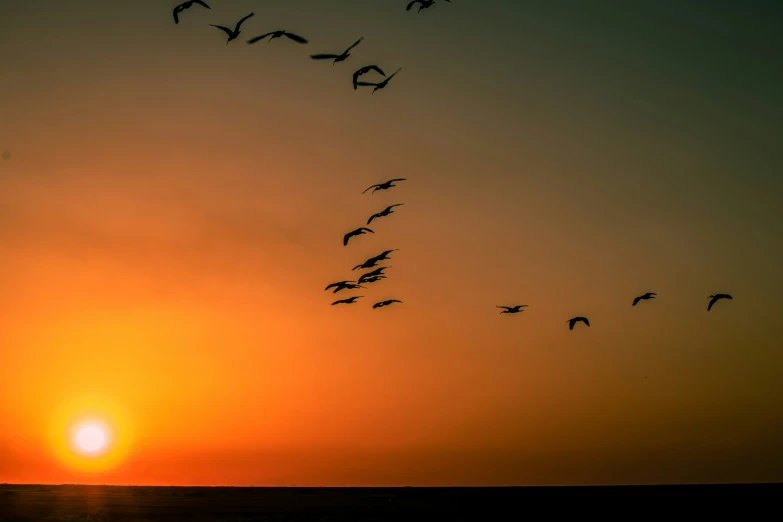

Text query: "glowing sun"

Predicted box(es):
[76, 424, 106, 453]
[52, 396, 134, 472]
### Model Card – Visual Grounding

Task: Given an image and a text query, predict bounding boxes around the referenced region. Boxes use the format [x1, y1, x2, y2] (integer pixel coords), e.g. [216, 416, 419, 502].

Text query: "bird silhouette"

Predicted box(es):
[407, 0, 451, 13]
[356, 68, 402, 94]
[367, 204, 403, 225]
[497, 305, 527, 314]
[363, 178, 406, 194]
[334, 283, 365, 293]
[707, 293, 732, 311]
[358, 266, 391, 283]
[567, 317, 590, 330]
[353, 258, 381, 271]
[210, 12, 254, 44]
[373, 299, 402, 309]
[369, 249, 399, 263]
[407, 0, 435, 12]
[360, 275, 387, 285]
[353, 65, 385, 90]
[324, 280, 356, 292]
[632, 292, 657, 306]
[247, 30, 308, 44]
[173, 0, 210, 24]
[311, 37, 364, 64]
[344, 227, 374, 246]
[332, 296, 364, 305]
[353, 250, 399, 270]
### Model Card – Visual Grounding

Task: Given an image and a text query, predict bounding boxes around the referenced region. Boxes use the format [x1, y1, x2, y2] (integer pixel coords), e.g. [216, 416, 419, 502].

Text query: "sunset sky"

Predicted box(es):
[1, 0, 782, 486]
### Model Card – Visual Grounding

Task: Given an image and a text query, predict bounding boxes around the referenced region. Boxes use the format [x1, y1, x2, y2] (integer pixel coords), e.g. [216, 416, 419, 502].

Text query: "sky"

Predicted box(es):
[1, 0, 782, 486]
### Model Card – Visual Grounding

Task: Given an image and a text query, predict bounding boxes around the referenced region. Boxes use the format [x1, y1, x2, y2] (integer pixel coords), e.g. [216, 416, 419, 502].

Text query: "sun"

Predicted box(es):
[75, 424, 107, 454]
[51, 395, 134, 472]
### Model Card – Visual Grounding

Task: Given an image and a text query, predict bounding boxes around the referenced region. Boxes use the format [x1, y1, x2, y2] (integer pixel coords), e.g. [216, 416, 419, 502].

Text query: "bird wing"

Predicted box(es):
[211, 24, 234, 37]
[367, 213, 380, 225]
[343, 231, 354, 246]
[388, 178, 407, 183]
[389, 203, 404, 209]
[361, 228, 375, 233]
[362, 184, 381, 194]
[385, 68, 402, 82]
[391, 300, 402, 303]
[368, 65, 386, 76]
[247, 32, 275, 44]
[568, 320, 575, 330]
[344, 37, 364, 53]
[284, 33, 308, 43]
[311, 53, 340, 60]
[497, 306, 512, 311]
[407, 0, 420, 10]
[707, 296, 718, 311]
[325, 283, 340, 291]
[632, 296, 641, 306]
[583, 318, 590, 326]
[356, 81, 379, 87]
[193, 0, 210, 7]
[234, 12, 255, 31]
[173, 9, 180, 24]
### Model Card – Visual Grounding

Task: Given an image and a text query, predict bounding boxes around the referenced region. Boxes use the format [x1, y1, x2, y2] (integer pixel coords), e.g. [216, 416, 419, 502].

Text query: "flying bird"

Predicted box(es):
[497, 305, 528, 314]
[567, 317, 590, 330]
[632, 292, 657, 306]
[173, 0, 210, 24]
[334, 283, 365, 293]
[369, 249, 399, 263]
[332, 296, 364, 305]
[324, 280, 357, 292]
[360, 275, 387, 285]
[367, 204, 403, 225]
[356, 68, 402, 94]
[344, 227, 374, 246]
[363, 178, 406, 194]
[247, 30, 308, 44]
[358, 266, 391, 282]
[353, 65, 385, 90]
[353, 259, 380, 271]
[311, 37, 364, 64]
[373, 299, 402, 309]
[407, 0, 435, 12]
[407, 0, 451, 12]
[353, 250, 399, 270]
[210, 12, 254, 44]
[707, 293, 732, 311]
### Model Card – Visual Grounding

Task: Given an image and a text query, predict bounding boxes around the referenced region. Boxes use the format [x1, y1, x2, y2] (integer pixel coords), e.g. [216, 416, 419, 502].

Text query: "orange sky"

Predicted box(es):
[1, 0, 782, 485]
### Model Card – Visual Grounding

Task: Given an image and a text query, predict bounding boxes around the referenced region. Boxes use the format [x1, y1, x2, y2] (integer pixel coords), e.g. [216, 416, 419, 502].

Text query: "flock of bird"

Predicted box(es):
[326, 178, 408, 310]
[169, 1, 735, 327]
[496, 293, 734, 331]
[169, 0, 436, 93]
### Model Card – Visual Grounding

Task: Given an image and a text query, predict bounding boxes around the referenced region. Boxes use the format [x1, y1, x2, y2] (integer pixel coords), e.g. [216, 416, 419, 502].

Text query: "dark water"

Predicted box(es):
[0, 484, 778, 521]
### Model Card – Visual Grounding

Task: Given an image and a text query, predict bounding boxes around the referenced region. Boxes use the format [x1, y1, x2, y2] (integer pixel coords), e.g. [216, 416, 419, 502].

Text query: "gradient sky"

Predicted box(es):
[1, 0, 782, 486]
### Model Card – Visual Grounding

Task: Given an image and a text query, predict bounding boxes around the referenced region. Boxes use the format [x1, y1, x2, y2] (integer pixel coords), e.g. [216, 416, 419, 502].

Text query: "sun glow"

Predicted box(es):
[51, 395, 134, 473]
